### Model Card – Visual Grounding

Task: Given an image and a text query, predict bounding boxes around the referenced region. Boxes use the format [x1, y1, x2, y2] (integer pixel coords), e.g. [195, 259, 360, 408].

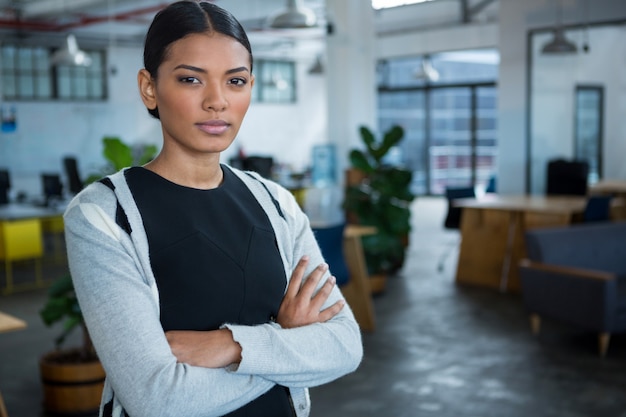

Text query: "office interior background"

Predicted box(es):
[0, 0, 625, 200]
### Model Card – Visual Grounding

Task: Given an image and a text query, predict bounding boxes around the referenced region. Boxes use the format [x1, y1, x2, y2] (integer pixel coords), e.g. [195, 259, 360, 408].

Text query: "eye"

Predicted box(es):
[228, 77, 247, 86]
[179, 76, 200, 84]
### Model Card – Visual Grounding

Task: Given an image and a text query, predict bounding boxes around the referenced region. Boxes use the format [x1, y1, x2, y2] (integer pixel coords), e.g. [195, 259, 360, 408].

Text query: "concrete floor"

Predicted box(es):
[1, 197, 626, 417]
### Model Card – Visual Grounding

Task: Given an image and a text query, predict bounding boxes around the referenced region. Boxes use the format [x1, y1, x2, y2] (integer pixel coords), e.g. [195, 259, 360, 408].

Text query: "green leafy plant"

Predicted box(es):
[85, 136, 158, 184]
[40, 274, 96, 361]
[343, 125, 415, 275]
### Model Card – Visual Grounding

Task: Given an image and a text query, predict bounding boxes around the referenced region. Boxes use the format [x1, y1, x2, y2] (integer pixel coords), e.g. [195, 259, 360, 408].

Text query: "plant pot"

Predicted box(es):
[39, 349, 104, 416]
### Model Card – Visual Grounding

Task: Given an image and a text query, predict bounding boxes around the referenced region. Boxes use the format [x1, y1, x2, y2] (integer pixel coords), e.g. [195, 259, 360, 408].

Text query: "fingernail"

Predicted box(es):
[328, 276, 336, 285]
[301, 256, 309, 262]
[320, 263, 329, 270]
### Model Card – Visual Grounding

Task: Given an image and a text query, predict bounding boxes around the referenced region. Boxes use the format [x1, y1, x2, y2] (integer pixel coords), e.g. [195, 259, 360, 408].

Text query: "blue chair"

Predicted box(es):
[439, 186, 476, 272]
[583, 195, 612, 222]
[312, 223, 349, 286]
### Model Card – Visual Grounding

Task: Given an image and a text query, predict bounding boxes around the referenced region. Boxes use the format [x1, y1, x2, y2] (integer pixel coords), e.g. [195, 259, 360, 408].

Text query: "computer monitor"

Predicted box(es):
[0, 169, 10, 205]
[41, 173, 63, 206]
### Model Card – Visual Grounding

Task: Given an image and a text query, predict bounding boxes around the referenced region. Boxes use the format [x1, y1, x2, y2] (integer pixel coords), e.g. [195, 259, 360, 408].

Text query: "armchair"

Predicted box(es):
[519, 221, 626, 356]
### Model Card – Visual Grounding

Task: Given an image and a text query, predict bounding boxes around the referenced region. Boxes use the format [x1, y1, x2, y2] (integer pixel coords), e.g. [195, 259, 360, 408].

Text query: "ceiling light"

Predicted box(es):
[413, 58, 439, 82]
[267, 0, 317, 29]
[50, 34, 92, 67]
[541, 28, 578, 54]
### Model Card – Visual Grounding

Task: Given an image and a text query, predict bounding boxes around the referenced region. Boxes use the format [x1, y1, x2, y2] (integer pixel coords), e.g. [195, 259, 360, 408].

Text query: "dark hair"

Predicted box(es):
[143, 1, 253, 119]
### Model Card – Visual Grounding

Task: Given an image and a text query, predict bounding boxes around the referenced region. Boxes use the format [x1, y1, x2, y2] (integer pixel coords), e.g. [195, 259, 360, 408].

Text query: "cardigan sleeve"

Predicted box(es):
[64, 185, 275, 417]
[223, 182, 363, 387]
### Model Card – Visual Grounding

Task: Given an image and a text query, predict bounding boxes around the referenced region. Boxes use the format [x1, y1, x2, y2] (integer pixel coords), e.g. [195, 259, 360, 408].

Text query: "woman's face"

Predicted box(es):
[139, 32, 254, 158]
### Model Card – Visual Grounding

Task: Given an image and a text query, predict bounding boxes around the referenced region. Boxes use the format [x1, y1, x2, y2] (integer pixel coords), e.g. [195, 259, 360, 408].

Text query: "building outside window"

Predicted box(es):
[377, 49, 499, 195]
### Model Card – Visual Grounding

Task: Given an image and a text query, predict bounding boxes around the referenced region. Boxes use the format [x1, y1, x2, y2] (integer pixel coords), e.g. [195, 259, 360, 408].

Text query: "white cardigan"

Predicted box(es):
[64, 167, 363, 417]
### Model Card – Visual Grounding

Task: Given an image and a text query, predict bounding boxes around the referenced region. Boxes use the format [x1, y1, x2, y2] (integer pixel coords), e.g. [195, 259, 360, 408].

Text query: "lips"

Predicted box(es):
[196, 120, 230, 135]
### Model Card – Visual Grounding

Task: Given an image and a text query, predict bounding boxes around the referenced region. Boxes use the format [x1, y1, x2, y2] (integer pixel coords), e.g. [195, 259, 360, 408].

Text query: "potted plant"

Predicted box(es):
[343, 125, 415, 292]
[39, 274, 104, 415]
[84, 136, 158, 184]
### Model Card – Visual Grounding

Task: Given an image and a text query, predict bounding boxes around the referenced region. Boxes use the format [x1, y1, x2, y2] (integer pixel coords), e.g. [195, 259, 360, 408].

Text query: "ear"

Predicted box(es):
[138, 69, 157, 111]
[250, 73, 255, 89]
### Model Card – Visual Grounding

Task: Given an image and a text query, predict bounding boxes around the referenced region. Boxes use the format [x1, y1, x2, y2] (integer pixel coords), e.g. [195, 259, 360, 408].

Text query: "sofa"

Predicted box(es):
[519, 221, 626, 356]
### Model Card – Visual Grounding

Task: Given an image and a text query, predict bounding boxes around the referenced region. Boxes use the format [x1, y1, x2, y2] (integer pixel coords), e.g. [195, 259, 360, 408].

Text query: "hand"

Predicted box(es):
[165, 328, 241, 368]
[276, 256, 345, 329]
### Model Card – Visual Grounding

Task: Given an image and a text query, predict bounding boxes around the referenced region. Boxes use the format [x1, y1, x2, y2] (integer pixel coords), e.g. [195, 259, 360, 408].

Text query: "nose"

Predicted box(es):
[203, 82, 227, 112]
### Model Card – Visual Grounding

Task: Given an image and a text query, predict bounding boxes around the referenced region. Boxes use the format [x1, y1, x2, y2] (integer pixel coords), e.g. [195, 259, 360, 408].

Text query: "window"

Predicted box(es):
[378, 49, 499, 195]
[574, 85, 603, 183]
[1, 44, 106, 101]
[252, 59, 296, 104]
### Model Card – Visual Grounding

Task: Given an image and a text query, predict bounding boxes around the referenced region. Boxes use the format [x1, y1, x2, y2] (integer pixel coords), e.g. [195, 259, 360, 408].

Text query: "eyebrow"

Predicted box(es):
[173, 64, 250, 75]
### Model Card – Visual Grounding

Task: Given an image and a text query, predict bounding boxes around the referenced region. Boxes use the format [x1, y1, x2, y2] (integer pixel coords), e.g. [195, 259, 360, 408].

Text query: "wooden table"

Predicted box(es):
[454, 195, 587, 292]
[0, 311, 27, 417]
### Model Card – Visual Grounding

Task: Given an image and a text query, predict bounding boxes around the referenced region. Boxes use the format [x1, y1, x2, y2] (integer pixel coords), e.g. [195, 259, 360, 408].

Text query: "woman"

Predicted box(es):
[63, 1, 363, 416]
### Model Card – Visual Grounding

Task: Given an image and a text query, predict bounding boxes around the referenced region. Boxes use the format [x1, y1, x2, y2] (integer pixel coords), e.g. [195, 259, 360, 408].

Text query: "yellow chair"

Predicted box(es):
[0, 219, 44, 294]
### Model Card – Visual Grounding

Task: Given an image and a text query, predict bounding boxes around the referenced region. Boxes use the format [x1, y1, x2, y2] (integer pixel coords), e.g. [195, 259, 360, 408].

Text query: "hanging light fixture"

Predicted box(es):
[266, 0, 317, 29]
[50, 34, 92, 67]
[413, 57, 439, 82]
[541, 0, 577, 55]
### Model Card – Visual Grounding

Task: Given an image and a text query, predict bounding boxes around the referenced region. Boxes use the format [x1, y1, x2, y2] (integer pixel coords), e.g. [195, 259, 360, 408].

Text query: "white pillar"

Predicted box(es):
[325, 0, 377, 183]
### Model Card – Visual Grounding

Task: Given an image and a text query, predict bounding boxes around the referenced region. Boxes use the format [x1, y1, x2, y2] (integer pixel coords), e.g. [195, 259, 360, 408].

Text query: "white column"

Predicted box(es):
[325, 0, 377, 183]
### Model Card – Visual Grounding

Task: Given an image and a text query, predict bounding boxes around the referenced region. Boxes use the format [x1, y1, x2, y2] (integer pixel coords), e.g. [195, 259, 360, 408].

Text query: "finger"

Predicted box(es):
[310, 275, 336, 311]
[300, 262, 328, 298]
[318, 299, 346, 322]
[285, 256, 309, 298]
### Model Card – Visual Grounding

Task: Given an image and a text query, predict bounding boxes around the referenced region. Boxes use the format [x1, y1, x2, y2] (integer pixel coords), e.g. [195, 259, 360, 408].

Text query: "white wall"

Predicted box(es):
[0, 46, 159, 197]
[530, 25, 626, 193]
[0, 44, 327, 197]
[498, 0, 626, 194]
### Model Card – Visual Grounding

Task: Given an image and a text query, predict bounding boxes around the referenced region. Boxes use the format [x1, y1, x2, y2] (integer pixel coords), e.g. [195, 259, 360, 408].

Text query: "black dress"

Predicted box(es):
[126, 166, 294, 417]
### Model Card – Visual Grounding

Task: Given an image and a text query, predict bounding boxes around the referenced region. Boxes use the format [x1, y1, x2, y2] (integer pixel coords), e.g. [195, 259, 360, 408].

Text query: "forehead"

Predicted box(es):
[163, 32, 251, 69]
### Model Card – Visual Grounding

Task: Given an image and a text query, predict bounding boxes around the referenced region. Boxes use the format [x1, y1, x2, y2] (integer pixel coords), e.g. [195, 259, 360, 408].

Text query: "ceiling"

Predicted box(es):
[0, 0, 497, 59]
[0, 0, 327, 50]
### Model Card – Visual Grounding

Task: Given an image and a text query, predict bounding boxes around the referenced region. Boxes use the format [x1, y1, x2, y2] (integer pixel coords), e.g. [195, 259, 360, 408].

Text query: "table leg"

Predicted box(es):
[342, 234, 376, 332]
[499, 211, 519, 292]
[0, 390, 8, 417]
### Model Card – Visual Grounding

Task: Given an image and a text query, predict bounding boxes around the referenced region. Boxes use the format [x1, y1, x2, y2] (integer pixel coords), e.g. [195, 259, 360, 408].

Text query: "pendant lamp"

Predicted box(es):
[267, 0, 317, 29]
[50, 34, 92, 67]
[541, 0, 577, 55]
[542, 27, 577, 54]
[413, 58, 439, 82]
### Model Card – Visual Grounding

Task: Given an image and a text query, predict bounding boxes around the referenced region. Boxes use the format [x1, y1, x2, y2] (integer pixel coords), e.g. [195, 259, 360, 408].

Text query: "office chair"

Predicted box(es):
[63, 156, 84, 195]
[312, 223, 350, 286]
[438, 186, 476, 272]
[243, 156, 274, 179]
[583, 195, 612, 222]
[41, 173, 63, 206]
[0, 169, 10, 205]
[546, 159, 589, 196]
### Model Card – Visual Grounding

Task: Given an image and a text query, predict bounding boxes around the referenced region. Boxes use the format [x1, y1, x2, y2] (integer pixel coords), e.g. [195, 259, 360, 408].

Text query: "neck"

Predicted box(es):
[144, 153, 223, 190]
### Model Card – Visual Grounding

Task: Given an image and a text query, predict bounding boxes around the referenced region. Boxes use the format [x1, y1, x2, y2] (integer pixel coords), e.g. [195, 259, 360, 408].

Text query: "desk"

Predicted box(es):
[454, 195, 587, 292]
[0, 311, 27, 417]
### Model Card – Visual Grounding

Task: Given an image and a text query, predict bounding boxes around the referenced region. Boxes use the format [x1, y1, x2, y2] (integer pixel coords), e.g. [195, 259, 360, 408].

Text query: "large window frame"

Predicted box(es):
[1, 44, 107, 101]
[252, 59, 296, 104]
[377, 50, 499, 196]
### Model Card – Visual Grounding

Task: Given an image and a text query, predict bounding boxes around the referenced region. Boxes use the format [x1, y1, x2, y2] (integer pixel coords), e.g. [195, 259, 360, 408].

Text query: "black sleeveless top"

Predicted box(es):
[126, 166, 294, 417]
